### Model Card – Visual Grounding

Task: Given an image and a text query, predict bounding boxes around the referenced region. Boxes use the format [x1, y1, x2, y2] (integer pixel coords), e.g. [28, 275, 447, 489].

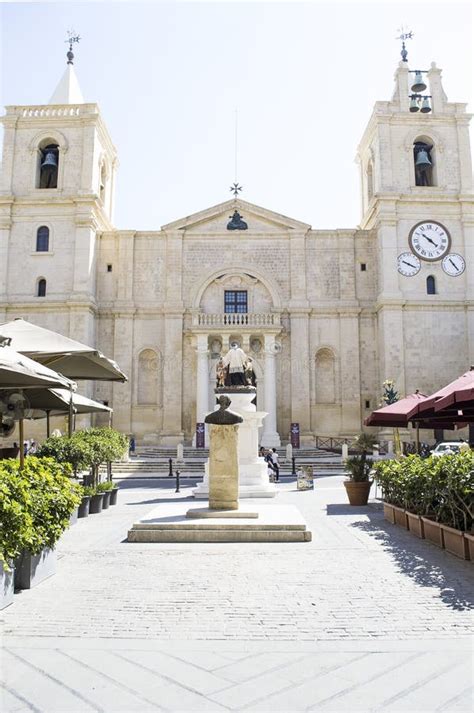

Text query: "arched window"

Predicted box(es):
[137, 349, 159, 405]
[36, 226, 49, 252]
[427, 275, 436, 295]
[39, 143, 59, 189]
[315, 348, 336, 403]
[413, 139, 436, 187]
[37, 278, 46, 297]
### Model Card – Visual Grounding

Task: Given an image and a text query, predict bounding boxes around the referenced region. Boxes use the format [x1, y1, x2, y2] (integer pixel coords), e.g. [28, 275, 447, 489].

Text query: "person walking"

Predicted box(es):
[271, 448, 280, 482]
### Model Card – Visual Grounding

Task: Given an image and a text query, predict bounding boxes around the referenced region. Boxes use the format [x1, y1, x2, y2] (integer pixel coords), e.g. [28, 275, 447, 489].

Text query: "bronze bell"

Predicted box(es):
[415, 149, 432, 168]
[41, 148, 58, 170]
[411, 71, 427, 93]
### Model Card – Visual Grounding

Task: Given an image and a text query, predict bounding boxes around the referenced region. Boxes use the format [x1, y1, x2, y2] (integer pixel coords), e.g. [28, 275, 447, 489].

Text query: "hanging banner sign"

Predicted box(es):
[290, 422, 300, 449]
[196, 422, 205, 448]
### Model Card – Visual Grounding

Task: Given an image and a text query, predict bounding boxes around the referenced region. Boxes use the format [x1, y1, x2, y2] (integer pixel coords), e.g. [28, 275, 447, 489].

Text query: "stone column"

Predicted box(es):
[160, 311, 184, 445]
[260, 334, 281, 447]
[192, 334, 209, 446]
[289, 310, 312, 442]
[208, 424, 240, 510]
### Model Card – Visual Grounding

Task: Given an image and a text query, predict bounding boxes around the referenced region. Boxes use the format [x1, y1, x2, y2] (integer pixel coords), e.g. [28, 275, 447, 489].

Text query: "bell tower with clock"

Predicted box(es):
[356, 42, 474, 399]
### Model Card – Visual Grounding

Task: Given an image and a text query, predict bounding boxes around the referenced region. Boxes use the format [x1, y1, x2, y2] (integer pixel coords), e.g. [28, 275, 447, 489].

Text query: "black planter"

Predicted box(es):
[101, 490, 111, 509]
[89, 493, 104, 514]
[109, 487, 119, 505]
[1, 561, 14, 610]
[69, 506, 79, 526]
[14, 548, 56, 590]
[78, 496, 91, 518]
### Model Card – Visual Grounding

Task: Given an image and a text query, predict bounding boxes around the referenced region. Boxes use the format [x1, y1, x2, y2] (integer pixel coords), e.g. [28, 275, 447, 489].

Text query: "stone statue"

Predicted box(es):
[244, 356, 256, 387]
[221, 343, 248, 386]
[226, 210, 248, 231]
[216, 357, 226, 388]
[205, 395, 243, 425]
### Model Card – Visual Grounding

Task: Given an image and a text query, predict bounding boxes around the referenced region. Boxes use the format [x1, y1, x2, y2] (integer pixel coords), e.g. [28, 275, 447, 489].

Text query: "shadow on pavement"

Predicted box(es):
[350, 512, 474, 611]
[326, 502, 383, 516]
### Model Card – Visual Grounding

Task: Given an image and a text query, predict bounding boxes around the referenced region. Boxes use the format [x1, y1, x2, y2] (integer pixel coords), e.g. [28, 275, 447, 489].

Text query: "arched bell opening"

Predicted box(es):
[413, 136, 437, 187]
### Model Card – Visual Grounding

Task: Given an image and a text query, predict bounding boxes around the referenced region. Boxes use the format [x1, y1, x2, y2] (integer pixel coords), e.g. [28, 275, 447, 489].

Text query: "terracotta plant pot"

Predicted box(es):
[440, 524, 470, 560]
[392, 505, 408, 529]
[383, 502, 395, 524]
[343, 480, 373, 506]
[406, 511, 424, 538]
[421, 517, 444, 548]
[464, 533, 474, 563]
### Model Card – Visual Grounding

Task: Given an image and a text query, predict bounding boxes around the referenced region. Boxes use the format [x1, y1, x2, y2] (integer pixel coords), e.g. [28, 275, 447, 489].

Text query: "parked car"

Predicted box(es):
[431, 442, 461, 457]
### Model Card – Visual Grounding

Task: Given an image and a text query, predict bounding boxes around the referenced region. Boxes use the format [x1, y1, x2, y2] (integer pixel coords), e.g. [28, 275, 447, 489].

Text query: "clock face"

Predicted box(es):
[408, 221, 451, 261]
[442, 253, 465, 276]
[397, 252, 421, 276]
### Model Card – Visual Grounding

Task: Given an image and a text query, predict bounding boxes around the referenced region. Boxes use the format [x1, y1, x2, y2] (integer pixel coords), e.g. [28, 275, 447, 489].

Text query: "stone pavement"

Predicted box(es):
[1, 476, 473, 712]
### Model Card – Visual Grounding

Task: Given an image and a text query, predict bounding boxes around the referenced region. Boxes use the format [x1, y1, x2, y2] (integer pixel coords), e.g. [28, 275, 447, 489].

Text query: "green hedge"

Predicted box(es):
[0, 457, 82, 568]
[374, 452, 474, 532]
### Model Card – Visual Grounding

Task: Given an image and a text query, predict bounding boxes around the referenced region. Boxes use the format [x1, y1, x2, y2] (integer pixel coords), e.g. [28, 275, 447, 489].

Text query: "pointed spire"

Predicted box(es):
[49, 30, 84, 105]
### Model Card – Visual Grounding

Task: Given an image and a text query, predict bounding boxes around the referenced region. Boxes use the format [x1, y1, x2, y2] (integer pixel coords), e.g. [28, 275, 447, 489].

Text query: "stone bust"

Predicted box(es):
[205, 395, 243, 425]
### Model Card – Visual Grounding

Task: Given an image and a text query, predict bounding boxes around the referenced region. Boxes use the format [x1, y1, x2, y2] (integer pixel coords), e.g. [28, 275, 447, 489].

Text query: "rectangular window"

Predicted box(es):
[224, 290, 248, 314]
[360, 263, 367, 271]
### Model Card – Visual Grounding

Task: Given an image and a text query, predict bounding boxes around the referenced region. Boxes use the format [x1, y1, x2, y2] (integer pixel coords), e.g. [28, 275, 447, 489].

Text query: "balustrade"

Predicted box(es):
[194, 312, 280, 328]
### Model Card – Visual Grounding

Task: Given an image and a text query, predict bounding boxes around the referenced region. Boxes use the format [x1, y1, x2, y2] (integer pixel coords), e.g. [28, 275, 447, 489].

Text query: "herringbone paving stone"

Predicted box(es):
[1, 477, 473, 711]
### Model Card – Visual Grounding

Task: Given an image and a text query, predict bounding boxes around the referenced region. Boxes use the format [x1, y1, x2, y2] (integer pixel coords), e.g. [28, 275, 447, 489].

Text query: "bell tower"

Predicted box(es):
[0, 36, 118, 345]
[355, 36, 474, 398]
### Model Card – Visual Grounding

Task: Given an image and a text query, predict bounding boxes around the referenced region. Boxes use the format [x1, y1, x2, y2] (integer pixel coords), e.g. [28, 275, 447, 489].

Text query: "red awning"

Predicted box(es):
[407, 368, 474, 420]
[365, 392, 428, 427]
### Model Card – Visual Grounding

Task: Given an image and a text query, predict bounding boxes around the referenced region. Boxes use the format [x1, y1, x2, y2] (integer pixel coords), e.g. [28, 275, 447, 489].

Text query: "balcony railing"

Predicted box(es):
[193, 312, 280, 327]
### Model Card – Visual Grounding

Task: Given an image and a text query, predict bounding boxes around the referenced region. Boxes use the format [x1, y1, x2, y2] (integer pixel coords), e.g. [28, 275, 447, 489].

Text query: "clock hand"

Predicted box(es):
[402, 260, 417, 268]
[449, 258, 459, 271]
[424, 236, 438, 247]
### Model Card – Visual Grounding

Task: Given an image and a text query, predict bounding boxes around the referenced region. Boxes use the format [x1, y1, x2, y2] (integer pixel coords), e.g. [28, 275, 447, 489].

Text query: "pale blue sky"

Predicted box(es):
[1, 1, 472, 230]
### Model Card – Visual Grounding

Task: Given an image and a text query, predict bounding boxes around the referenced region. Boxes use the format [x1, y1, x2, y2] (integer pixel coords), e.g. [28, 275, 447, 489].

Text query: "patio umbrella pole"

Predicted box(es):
[416, 423, 420, 454]
[68, 387, 73, 437]
[19, 418, 24, 469]
[46, 410, 51, 438]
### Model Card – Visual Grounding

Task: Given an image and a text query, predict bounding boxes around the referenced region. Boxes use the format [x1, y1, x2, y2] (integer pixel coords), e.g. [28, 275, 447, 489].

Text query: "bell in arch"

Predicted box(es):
[415, 149, 432, 168]
[411, 71, 427, 93]
[39, 145, 59, 189]
[409, 96, 419, 113]
[420, 96, 432, 113]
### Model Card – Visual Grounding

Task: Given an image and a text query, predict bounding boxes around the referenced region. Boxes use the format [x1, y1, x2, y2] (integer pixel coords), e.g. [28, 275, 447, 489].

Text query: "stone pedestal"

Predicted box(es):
[193, 388, 276, 499]
[208, 423, 239, 510]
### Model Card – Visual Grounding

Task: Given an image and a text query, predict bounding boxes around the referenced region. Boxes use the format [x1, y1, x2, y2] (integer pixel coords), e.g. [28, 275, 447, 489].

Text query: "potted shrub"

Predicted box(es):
[88, 487, 104, 514]
[78, 486, 94, 518]
[2, 457, 82, 590]
[0, 461, 32, 608]
[109, 483, 119, 505]
[343, 433, 377, 506]
[96, 480, 114, 509]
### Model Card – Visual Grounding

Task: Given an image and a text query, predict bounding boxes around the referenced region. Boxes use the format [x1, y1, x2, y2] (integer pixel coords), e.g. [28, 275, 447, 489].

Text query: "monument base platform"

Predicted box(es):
[186, 508, 259, 519]
[127, 503, 312, 543]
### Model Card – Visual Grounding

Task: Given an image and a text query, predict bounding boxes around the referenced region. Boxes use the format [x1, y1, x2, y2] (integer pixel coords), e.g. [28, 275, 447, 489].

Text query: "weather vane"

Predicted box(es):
[230, 182, 243, 198]
[65, 29, 81, 65]
[396, 26, 413, 62]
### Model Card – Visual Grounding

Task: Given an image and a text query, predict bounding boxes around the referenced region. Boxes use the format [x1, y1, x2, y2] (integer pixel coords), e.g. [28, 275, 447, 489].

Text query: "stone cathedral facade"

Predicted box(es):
[0, 58, 472, 445]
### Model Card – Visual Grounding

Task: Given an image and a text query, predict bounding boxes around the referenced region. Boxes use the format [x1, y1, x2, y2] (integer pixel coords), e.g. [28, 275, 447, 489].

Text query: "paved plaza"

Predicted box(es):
[1, 475, 473, 712]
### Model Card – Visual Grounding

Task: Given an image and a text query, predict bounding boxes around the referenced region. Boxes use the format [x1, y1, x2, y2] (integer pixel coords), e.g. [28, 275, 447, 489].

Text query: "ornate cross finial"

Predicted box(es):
[396, 26, 413, 62]
[230, 182, 243, 198]
[65, 29, 81, 65]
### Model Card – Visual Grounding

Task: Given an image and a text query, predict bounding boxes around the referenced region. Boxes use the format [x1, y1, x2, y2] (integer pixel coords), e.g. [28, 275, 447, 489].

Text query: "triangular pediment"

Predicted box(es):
[161, 199, 311, 233]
